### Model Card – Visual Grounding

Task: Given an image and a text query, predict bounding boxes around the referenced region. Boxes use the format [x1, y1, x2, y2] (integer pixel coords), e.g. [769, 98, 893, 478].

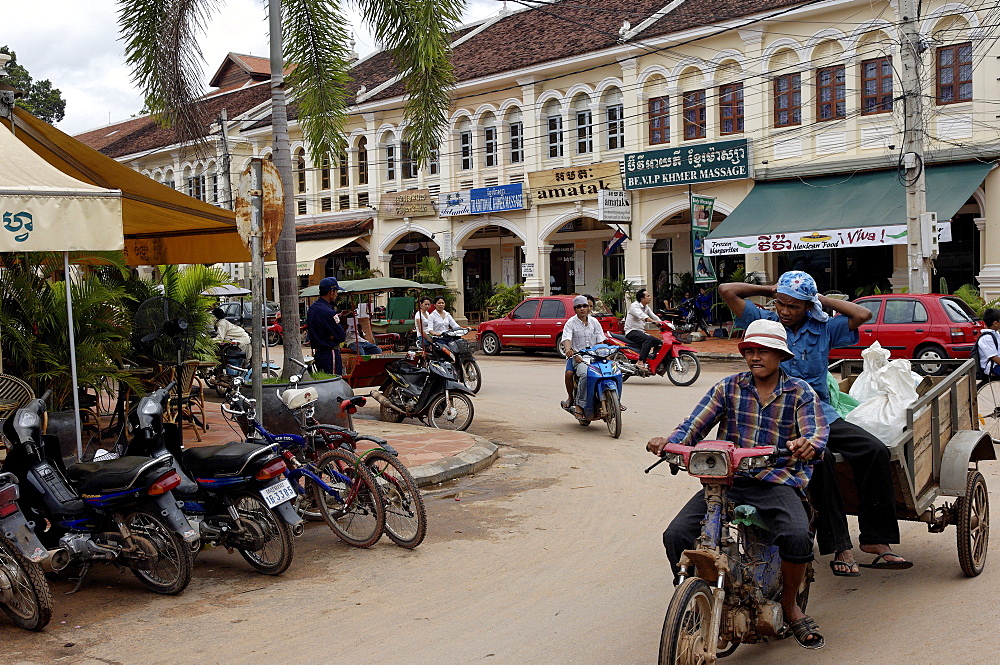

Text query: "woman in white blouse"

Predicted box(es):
[429, 296, 459, 334]
[414, 296, 435, 348]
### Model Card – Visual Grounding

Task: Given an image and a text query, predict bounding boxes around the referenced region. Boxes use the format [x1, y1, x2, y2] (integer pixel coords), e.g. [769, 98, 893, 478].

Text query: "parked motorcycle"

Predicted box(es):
[647, 441, 814, 663]
[0, 472, 52, 630]
[202, 342, 280, 397]
[1, 392, 197, 595]
[560, 344, 624, 438]
[607, 321, 701, 386]
[431, 328, 482, 393]
[370, 355, 475, 431]
[266, 313, 283, 347]
[124, 386, 302, 575]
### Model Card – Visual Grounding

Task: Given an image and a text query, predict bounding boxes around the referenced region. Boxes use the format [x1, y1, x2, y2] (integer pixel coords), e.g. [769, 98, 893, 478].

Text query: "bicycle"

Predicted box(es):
[222, 381, 386, 549]
[285, 358, 427, 548]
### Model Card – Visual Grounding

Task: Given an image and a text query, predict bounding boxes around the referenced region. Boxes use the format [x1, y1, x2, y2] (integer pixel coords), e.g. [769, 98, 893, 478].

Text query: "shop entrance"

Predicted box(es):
[550, 244, 575, 294]
[777, 246, 893, 295]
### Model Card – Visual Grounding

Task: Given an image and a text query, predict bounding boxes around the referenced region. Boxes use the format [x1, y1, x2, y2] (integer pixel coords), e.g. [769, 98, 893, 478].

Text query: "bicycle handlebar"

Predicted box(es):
[290, 357, 308, 369]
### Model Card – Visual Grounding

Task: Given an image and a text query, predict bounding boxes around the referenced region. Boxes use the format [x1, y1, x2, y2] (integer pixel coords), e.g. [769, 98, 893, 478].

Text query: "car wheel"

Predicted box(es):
[480, 332, 501, 355]
[555, 340, 567, 358]
[915, 344, 948, 375]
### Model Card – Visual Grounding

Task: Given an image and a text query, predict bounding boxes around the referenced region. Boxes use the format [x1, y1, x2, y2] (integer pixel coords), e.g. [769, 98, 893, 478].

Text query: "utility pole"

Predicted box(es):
[899, 0, 934, 293]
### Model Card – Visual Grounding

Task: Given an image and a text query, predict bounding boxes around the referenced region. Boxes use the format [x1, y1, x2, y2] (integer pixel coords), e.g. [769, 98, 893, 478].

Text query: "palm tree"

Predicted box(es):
[117, 0, 464, 377]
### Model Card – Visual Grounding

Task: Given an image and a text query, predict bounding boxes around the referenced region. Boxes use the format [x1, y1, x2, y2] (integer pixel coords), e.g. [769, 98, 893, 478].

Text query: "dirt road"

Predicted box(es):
[4, 354, 998, 664]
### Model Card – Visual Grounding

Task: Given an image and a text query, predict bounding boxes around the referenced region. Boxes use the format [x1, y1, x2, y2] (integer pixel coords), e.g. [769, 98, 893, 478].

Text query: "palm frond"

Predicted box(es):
[359, 0, 463, 163]
[118, 0, 220, 144]
[282, 0, 354, 164]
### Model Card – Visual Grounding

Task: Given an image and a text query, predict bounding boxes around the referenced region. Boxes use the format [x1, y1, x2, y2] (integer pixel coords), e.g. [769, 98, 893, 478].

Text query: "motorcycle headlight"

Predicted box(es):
[593, 346, 614, 358]
[689, 450, 730, 477]
[16, 411, 39, 429]
[140, 398, 161, 415]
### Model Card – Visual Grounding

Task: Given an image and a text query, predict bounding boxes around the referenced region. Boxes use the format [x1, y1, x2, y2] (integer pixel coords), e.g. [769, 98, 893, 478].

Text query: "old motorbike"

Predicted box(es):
[370, 354, 475, 431]
[647, 441, 813, 664]
[0, 471, 52, 630]
[561, 343, 624, 438]
[608, 321, 701, 386]
[1, 393, 197, 595]
[125, 385, 302, 575]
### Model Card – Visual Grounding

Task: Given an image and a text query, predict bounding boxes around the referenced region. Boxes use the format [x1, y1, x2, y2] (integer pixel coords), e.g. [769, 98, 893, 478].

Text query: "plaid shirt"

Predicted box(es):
[665, 370, 828, 488]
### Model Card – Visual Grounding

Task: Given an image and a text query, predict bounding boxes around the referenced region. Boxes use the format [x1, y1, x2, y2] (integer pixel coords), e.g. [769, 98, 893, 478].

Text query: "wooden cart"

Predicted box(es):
[340, 352, 408, 389]
[829, 358, 995, 576]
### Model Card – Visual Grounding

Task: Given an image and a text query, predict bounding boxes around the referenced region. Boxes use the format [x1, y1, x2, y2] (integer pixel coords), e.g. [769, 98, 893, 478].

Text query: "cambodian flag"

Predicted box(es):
[604, 227, 627, 256]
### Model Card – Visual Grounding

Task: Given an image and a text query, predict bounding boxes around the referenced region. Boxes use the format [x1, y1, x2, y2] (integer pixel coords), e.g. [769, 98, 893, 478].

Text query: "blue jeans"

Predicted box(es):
[346, 341, 382, 355]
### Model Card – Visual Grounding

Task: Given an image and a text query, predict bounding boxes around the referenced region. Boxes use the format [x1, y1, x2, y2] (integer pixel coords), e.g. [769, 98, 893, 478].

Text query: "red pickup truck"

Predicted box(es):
[477, 296, 622, 356]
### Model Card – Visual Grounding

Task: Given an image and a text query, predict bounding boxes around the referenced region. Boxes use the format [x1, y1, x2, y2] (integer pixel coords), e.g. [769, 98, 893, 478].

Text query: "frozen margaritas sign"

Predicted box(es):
[622, 139, 750, 190]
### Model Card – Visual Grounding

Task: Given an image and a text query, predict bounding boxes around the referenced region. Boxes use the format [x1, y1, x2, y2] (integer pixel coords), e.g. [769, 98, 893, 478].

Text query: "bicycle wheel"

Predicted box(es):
[666, 351, 701, 387]
[312, 449, 386, 548]
[977, 380, 1000, 441]
[124, 509, 193, 595]
[427, 392, 474, 431]
[361, 448, 427, 549]
[234, 493, 295, 575]
[603, 387, 622, 439]
[0, 537, 51, 631]
[659, 577, 717, 665]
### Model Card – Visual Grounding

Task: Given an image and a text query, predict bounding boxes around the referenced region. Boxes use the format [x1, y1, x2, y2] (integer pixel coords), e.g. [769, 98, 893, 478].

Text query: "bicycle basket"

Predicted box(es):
[455, 338, 473, 355]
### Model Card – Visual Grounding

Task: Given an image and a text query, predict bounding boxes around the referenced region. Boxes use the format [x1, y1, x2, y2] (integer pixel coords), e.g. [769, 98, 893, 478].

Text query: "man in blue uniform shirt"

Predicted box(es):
[307, 277, 346, 374]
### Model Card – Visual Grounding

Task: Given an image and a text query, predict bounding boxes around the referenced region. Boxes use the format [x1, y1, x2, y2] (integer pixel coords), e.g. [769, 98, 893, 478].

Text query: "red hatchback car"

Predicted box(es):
[827, 293, 983, 371]
[477, 296, 622, 356]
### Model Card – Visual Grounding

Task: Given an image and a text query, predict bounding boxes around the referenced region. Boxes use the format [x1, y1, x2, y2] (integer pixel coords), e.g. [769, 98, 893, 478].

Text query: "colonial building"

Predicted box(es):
[77, 0, 1000, 317]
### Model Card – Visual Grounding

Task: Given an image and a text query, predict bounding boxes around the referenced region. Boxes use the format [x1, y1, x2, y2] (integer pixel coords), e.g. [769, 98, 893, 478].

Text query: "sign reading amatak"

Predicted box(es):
[598, 190, 632, 223]
[379, 189, 436, 218]
[528, 162, 623, 205]
[623, 139, 750, 190]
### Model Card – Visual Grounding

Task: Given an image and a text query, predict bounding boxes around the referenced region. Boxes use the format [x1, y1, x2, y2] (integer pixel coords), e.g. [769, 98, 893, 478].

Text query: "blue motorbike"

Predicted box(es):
[561, 343, 624, 438]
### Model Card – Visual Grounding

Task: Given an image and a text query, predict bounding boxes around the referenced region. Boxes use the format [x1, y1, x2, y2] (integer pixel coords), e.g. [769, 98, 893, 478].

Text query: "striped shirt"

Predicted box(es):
[665, 370, 828, 488]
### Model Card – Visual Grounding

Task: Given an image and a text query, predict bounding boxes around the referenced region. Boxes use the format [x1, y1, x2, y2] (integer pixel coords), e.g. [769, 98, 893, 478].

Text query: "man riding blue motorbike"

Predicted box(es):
[560, 295, 624, 437]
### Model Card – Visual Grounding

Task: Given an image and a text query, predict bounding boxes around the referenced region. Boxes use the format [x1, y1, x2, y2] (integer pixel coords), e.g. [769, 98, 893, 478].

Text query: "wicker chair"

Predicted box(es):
[0, 373, 35, 422]
[173, 360, 206, 441]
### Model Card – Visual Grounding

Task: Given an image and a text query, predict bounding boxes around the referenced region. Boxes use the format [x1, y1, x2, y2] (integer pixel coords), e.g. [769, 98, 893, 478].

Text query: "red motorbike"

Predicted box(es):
[607, 321, 701, 386]
[266, 311, 283, 347]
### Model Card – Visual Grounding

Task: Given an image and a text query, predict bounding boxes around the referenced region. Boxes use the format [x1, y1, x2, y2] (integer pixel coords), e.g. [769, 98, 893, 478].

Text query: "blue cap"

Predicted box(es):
[319, 276, 341, 295]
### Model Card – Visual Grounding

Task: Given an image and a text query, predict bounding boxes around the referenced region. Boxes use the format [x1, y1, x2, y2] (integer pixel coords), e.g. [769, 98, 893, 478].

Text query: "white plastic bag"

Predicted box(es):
[846, 359, 920, 445]
[849, 342, 891, 402]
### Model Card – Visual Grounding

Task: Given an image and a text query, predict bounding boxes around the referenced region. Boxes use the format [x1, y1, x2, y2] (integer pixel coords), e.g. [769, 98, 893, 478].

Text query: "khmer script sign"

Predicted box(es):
[622, 139, 751, 190]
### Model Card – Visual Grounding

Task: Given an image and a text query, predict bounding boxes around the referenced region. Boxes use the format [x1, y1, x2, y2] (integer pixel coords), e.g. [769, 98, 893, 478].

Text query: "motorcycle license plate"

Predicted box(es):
[260, 479, 296, 509]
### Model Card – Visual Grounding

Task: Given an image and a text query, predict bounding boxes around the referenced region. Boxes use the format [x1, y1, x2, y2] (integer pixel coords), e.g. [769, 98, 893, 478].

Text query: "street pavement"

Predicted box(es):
[6, 341, 997, 664]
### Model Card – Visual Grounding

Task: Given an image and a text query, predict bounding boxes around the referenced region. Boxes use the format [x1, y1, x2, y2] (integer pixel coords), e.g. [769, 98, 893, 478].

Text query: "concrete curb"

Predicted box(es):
[698, 352, 744, 362]
[410, 433, 500, 487]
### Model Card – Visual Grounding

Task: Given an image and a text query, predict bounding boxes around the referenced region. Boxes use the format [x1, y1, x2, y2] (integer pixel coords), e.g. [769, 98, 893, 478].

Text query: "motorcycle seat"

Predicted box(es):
[67, 455, 172, 494]
[182, 441, 275, 477]
[609, 333, 642, 350]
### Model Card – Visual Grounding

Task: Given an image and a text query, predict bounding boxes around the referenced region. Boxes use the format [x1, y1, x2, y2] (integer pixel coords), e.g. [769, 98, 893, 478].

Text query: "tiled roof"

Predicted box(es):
[75, 83, 272, 159]
[296, 218, 373, 239]
[362, 0, 809, 102]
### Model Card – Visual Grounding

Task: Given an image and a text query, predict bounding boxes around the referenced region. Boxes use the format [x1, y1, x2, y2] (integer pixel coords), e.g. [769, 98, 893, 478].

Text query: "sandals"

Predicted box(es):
[560, 400, 572, 410]
[858, 552, 913, 570]
[787, 616, 825, 650]
[829, 559, 861, 577]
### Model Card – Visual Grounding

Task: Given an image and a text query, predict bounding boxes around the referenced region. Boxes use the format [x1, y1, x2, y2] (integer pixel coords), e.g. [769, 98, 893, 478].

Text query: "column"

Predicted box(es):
[976, 217, 986, 269]
[450, 249, 468, 324]
[618, 57, 640, 149]
[889, 245, 908, 292]
[634, 239, 656, 292]
[536, 244, 554, 296]
[378, 253, 392, 280]
[976, 168, 1000, 301]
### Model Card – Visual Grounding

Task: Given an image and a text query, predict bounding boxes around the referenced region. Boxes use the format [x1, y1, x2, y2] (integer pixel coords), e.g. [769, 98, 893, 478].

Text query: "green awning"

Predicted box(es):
[706, 162, 994, 253]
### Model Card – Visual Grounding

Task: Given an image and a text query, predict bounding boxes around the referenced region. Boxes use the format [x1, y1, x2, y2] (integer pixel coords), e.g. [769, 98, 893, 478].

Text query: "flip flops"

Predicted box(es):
[858, 552, 913, 570]
[787, 616, 825, 649]
[829, 559, 861, 577]
[560, 400, 572, 410]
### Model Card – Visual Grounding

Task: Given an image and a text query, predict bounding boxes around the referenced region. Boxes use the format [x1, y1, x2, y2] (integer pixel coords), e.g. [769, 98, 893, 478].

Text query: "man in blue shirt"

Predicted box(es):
[720, 271, 911, 576]
[307, 277, 346, 374]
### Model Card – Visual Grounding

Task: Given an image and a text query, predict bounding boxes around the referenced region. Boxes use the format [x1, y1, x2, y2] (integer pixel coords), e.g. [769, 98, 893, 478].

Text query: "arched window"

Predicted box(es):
[571, 94, 592, 154]
[506, 107, 524, 163]
[357, 137, 369, 185]
[295, 148, 306, 193]
[457, 118, 473, 170]
[770, 50, 801, 127]
[602, 88, 624, 150]
[543, 100, 563, 158]
[482, 112, 498, 167]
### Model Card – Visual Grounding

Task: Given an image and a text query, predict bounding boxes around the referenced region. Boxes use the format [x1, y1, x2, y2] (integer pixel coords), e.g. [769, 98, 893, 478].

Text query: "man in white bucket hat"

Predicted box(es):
[721, 271, 910, 576]
[648, 318, 829, 649]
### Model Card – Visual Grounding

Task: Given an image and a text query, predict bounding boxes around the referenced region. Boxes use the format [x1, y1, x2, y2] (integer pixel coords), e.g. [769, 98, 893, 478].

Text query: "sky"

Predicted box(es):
[5, 0, 500, 136]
